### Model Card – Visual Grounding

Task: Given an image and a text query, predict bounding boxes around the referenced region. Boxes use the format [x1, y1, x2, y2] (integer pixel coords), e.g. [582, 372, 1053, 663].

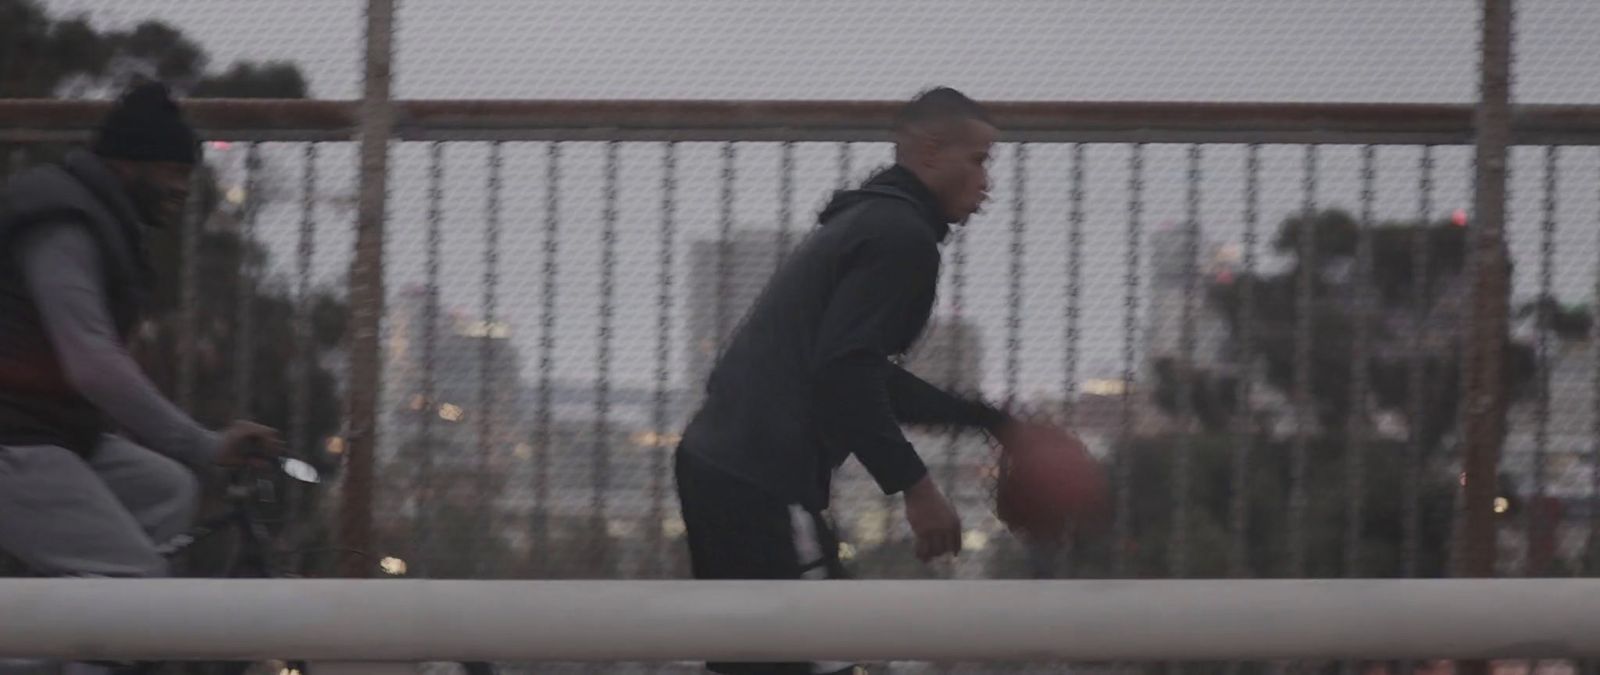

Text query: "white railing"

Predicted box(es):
[1, 579, 1598, 662]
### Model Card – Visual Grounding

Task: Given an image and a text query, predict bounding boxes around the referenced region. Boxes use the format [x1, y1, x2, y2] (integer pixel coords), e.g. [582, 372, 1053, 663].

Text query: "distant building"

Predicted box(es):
[384, 285, 529, 476]
[684, 229, 796, 391]
[1144, 222, 1232, 372]
[378, 286, 535, 574]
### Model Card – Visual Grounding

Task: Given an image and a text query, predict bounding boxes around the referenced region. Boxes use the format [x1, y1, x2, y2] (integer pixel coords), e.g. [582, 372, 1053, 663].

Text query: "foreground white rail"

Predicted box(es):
[1, 579, 1597, 662]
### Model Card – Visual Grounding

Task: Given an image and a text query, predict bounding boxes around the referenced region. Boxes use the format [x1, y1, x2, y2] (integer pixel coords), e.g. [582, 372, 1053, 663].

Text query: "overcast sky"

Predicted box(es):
[37, 1, 1600, 399]
[39, 0, 1600, 103]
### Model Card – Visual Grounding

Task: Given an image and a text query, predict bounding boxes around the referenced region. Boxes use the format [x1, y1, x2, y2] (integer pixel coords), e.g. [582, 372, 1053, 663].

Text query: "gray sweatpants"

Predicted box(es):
[0, 435, 199, 577]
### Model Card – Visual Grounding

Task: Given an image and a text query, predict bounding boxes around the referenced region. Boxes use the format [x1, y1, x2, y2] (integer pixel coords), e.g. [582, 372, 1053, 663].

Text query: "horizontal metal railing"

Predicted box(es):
[4, 99, 1600, 144]
[3, 579, 1599, 661]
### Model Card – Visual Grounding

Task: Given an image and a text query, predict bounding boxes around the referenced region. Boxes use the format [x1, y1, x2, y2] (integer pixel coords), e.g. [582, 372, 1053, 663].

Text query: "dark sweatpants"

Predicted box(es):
[674, 448, 857, 675]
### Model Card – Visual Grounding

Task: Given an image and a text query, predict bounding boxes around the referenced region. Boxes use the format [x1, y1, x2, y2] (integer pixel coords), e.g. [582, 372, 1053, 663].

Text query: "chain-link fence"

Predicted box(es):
[7, 1, 1600, 673]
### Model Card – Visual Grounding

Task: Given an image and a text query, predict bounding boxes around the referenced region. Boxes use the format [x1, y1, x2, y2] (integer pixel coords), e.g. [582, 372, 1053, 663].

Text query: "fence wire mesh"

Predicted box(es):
[7, 1, 1600, 674]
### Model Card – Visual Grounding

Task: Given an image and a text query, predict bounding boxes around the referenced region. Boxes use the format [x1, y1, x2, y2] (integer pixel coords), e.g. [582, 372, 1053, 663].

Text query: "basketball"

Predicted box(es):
[993, 421, 1109, 540]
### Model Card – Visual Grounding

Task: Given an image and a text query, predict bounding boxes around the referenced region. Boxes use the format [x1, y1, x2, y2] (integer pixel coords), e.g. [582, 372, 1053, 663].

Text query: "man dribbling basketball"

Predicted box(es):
[674, 87, 1019, 675]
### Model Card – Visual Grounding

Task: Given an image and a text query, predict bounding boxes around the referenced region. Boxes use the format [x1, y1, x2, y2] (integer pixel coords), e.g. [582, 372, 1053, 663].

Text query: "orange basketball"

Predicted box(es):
[994, 421, 1109, 540]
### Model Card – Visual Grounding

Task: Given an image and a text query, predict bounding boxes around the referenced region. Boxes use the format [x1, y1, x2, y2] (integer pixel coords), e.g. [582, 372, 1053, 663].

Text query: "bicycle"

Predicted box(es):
[0, 450, 497, 675]
[0, 453, 325, 675]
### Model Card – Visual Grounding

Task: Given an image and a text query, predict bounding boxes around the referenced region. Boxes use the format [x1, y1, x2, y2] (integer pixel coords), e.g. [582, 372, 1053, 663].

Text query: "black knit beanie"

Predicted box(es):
[92, 82, 202, 165]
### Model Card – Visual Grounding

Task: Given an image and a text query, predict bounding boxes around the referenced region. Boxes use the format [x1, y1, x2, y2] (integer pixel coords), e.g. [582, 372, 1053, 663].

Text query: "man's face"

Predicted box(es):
[120, 161, 193, 229]
[923, 118, 996, 224]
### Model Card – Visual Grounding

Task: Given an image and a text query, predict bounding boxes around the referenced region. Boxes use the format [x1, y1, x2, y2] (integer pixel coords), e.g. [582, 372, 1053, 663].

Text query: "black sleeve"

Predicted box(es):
[885, 364, 1008, 432]
[810, 220, 941, 496]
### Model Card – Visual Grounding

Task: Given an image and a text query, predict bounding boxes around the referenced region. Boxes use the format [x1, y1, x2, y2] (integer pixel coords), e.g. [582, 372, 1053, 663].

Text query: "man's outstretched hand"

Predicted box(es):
[216, 420, 285, 467]
[904, 474, 962, 562]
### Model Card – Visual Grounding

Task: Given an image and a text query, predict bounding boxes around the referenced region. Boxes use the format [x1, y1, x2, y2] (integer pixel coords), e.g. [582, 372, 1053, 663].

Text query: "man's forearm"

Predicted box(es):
[813, 356, 929, 495]
[885, 364, 1007, 431]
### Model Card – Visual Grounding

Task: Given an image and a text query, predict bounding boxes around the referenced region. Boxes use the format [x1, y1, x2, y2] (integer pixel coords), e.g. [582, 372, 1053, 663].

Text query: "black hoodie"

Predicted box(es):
[679, 164, 1005, 511]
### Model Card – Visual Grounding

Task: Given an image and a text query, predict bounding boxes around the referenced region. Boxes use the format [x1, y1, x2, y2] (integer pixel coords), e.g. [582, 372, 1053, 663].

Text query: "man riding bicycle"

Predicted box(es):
[0, 81, 282, 585]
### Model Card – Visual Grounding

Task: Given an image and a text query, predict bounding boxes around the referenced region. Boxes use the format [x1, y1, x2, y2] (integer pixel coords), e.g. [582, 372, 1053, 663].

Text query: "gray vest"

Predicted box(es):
[0, 150, 152, 453]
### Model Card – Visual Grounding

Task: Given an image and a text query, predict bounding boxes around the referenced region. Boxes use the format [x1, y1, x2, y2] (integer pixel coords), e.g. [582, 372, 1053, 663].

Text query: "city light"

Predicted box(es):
[379, 556, 407, 576]
[409, 394, 426, 411]
[439, 403, 464, 422]
[631, 430, 683, 448]
[1082, 378, 1128, 396]
[325, 436, 346, 455]
[458, 320, 511, 339]
[962, 530, 990, 552]
[1494, 497, 1510, 514]
[513, 442, 534, 459]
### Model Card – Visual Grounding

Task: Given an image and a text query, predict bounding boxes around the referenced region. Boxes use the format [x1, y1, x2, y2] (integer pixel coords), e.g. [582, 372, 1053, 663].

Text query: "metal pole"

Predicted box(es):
[232, 144, 262, 419]
[1458, 0, 1511, 581]
[1457, 10, 1514, 674]
[6, 579, 1600, 662]
[176, 169, 204, 411]
[339, 0, 394, 579]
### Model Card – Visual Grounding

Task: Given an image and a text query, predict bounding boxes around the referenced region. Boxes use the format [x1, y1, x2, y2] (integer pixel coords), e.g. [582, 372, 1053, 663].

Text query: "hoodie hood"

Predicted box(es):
[61, 150, 146, 230]
[817, 164, 951, 242]
[61, 149, 155, 283]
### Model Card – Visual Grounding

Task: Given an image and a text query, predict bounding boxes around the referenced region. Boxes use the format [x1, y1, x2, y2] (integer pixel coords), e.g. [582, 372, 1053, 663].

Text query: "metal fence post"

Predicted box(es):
[1458, 0, 1512, 584]
[1457, 17, 1515, 675]
[340, 0, 395, 579]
